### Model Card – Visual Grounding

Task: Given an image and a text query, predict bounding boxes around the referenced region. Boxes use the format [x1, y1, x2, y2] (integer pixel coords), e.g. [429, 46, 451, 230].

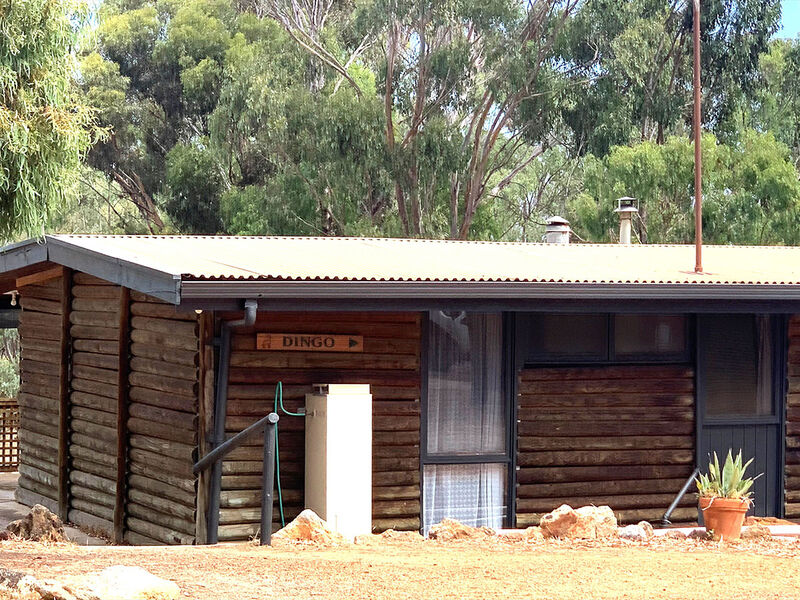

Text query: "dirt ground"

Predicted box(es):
[3, 535, 800, 600]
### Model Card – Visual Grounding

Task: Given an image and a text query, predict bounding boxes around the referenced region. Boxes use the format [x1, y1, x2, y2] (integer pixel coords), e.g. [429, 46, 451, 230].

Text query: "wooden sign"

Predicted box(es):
[256, 333, 364, 353]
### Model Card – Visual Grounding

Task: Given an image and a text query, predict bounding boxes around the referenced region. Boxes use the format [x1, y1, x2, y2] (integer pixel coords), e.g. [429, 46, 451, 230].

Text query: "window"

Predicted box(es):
[614, 314, 687, 360]
[424, 312, 508, 532]
[699, 315, 773, 417]
[525, 314, 607, 362]
[519, 313, 689, 364]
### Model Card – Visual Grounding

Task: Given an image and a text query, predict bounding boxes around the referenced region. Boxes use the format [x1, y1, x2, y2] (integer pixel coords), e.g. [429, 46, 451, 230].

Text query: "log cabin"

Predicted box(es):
[1, 234, 799, 544]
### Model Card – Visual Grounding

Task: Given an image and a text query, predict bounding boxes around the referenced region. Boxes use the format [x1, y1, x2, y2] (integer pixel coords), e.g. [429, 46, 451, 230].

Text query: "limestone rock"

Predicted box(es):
[379, 529, 424, 542]
[0, 568, 26, 589]
[83, 566, 179, 600]
[6, 505, 68, 543]
[540, 505, 578, 539]
[17, 576, 96, 600]
[618, 524, 647, 541]
[499, 530, 525, 542]
[741, 523, 771, 540]
[664, 529, 686, 539]
[688, 529, 713, 541]
[570, 506, 618, 539]
[637, 521, 654, 539]
[428, 519, 495, 542]
[272, 509, 347, 545]
[524, 527, 544, 542]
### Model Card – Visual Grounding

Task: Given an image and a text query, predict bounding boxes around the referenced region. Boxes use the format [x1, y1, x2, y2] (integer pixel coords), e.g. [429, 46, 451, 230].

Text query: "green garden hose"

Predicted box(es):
[273, 381, 303, 527]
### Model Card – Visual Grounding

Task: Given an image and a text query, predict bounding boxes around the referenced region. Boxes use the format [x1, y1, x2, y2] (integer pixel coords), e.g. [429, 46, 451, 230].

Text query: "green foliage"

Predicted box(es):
[0, 330, 19, 399]
[0, 0, 103, 241]
[696, 450, 760, 499]
[71, 0, 800, 243]
[569, 130, 800, 245]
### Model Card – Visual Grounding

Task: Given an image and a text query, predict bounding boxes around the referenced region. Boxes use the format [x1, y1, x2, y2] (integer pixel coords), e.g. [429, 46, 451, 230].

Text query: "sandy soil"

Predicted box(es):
[3, 535, 800, 600]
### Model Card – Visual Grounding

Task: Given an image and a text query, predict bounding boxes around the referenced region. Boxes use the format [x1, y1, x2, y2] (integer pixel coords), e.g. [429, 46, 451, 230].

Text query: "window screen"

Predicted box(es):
[699, 315, 773, 417]
[614, 314, 687, 359]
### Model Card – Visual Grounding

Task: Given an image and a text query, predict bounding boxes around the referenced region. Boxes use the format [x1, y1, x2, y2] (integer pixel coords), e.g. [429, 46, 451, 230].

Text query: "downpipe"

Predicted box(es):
[206, 299, 258, 544]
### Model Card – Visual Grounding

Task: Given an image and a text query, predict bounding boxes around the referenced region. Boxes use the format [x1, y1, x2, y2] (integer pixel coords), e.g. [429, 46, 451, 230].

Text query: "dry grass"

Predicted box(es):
[2, 536, 800, 600]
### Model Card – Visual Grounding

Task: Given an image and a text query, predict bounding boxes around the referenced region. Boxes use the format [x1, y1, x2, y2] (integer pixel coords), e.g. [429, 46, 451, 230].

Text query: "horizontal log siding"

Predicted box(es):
[516, 365, 696, 526]
[124, 291, 200, 545]
[786, 316, 800, 518]
[68, 274, 121, 535]
[15, 277, 64, 513]
[219, 311, 422, 541]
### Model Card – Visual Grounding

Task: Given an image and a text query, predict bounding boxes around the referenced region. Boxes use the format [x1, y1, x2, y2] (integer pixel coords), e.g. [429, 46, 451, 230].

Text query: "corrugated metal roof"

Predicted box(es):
[45, 234, 800, 285]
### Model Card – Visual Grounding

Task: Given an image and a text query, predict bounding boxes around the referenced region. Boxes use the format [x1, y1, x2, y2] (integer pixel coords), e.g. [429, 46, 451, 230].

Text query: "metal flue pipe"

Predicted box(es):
[693, 0, 703, 273]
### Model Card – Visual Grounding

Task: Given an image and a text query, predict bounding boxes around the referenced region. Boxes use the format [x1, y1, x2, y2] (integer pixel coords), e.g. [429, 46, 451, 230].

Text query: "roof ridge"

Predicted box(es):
[47, 234, 800, 250]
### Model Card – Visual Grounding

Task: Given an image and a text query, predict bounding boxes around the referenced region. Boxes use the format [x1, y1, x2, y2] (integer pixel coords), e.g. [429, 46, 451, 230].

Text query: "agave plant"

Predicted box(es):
[695, 450, 761, 499]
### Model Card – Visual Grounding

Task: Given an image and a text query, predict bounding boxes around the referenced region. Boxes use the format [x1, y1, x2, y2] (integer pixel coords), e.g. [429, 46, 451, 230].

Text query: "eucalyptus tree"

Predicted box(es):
[0, 0, 102, 240]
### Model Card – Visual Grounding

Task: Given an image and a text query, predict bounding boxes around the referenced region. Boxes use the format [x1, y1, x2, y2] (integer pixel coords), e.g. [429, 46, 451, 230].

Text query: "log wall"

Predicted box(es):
[786, 316, 800, 519]
[68, 272, 122, 534]
[218, 312, 422, 541]
[16, 270, 200, 544]
[124, 291, 200, 545]
[16, 275, 65, 513]
[516, 365, 697, 526]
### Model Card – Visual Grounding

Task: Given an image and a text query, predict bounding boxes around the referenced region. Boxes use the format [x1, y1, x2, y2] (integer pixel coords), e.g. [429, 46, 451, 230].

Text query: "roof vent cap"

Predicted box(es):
[614, 197, 639, 244]
[544, 216, 570, 245]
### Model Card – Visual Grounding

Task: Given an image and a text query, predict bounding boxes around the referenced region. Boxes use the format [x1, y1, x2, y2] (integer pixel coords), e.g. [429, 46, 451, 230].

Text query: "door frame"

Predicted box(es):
[695, 314, 787, 518]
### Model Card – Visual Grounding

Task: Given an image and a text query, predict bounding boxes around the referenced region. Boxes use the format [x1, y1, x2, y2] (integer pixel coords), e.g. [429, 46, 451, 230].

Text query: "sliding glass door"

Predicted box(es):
[422, 312, 509, 532]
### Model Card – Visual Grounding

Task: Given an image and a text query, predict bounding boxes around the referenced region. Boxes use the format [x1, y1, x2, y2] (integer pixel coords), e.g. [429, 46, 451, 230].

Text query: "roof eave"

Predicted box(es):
[0, 236, 182, 304]
[179, 279, 800, 301]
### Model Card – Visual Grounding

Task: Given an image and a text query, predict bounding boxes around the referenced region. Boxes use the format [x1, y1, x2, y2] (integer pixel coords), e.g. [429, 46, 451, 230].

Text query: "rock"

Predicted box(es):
[272, 509, 347, 545]
[499, 531, 524, 542]
[688, 529, 713, 541]
[0, 568, 26, 589]
[540, 505, 578, 538]
[664, 529, 686, 539]
[379, 529, 424, 543]
[0, 530, 10, 542]
[618, 524, 647, 541]
[570, 506, 618, 539]
[17, 575, 95, 600]
[428, 519, 495, 542]
[637, 521, 654, 539]
[6, 505, 68, 543]
[355, 529, 425, 545]
[82, 566, 179, 600]
[741, 523, 771, 540]
[523, 526, 544, 542]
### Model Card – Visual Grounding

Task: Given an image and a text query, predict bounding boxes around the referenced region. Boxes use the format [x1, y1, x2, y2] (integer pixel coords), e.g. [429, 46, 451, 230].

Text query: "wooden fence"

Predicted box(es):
[0, 398, 19, 472]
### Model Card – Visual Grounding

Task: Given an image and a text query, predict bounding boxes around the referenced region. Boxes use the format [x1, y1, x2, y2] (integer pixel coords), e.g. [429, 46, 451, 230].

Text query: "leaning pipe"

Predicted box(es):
[661, 467, 700, 528]
[206, 299, 258, 544]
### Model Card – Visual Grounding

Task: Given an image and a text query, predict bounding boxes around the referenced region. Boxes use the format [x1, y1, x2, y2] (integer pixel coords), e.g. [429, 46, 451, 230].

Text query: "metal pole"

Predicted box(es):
[261, 413, 280, 546]
[661, 467, 700, 527]
[206, 324, 231, 544]
[693, 0, 703, 273]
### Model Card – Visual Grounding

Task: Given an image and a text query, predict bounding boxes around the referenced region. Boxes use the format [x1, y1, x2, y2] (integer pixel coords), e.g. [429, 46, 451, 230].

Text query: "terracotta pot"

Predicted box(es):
[699, 496, 750, 540]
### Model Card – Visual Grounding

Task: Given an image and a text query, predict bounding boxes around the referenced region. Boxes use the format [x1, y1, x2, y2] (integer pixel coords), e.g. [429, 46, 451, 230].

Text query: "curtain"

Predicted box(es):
[423, 464, 506, 532]
[424, 312, 505, 532]
[756, 315, 773, 415]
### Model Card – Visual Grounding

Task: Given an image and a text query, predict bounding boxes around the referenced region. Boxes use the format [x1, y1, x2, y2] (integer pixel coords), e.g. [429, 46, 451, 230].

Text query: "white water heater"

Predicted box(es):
[304, 384, 372, 539]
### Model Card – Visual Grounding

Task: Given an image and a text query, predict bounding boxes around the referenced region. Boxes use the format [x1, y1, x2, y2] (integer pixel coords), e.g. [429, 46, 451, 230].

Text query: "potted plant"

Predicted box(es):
[695, 450, 761, 541]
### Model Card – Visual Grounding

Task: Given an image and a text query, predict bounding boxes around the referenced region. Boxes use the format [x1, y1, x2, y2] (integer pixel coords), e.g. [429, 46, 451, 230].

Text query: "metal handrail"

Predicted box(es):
[194, 412, 279, 545]
[660, 467, 700, 527]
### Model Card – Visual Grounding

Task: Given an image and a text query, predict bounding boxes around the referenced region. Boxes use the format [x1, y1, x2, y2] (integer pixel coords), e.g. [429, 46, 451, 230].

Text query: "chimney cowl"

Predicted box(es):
[614, 197, 639, 244]
[544, 216, 570, 245]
